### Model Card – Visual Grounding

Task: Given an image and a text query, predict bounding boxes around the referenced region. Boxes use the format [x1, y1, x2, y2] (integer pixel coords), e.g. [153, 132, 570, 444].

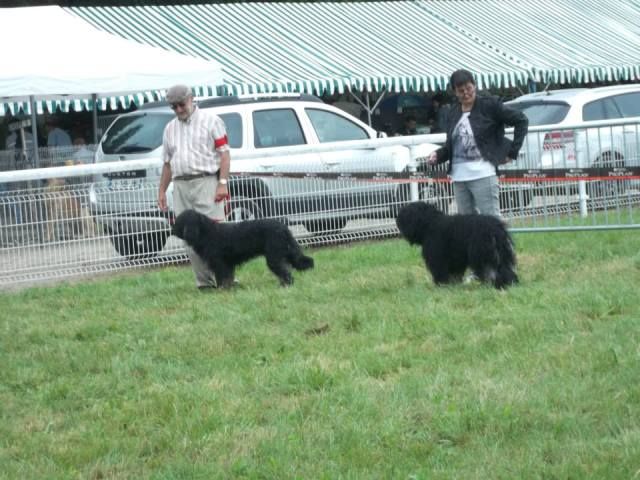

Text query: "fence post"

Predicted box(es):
[578, 180, 588, 218]
[408, 146, 419, 201]
[29, 95, 40, 168]
[576, 138, 588, 218]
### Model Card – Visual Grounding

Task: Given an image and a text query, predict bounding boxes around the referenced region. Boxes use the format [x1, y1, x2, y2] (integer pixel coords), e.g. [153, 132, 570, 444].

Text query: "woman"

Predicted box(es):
[428, 69, 528, 217]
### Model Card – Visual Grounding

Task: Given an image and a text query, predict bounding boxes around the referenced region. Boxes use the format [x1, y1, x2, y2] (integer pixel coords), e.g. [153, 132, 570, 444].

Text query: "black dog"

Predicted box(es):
[172, 209, 314, 287]
[396, 202, 518, 289]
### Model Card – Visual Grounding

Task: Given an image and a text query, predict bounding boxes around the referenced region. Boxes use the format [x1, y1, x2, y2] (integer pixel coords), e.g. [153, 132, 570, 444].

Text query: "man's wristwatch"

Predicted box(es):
[219, 178, 228, 185]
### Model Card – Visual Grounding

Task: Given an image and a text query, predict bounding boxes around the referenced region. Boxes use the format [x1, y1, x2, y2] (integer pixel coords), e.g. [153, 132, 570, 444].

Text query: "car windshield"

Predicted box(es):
[507, 101, 571, 126]
[102, 113, 173, 155]
[101, 111, 243, 155]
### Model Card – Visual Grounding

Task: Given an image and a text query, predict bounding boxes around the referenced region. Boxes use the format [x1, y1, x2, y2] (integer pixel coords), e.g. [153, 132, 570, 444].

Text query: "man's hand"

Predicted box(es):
[158, 191, 168, 211]
[215, 183, 229, 203]
[157, 162, 172, 212]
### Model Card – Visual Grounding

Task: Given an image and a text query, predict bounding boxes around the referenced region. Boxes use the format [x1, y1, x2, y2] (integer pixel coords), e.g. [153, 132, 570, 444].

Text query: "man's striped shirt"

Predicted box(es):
[162, 106, 229, 178]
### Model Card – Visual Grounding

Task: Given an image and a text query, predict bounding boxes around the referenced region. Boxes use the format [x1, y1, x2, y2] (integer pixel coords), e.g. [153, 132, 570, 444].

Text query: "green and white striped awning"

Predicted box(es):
[0, 87, 219, 117]
[68, 1, 534, 97]
[7, 0, 639, 115]
[420, 0, 640, 85]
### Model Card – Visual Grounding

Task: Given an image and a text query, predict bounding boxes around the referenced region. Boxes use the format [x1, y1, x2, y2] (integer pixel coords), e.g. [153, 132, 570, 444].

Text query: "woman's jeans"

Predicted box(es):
[453, 175, 501, 217]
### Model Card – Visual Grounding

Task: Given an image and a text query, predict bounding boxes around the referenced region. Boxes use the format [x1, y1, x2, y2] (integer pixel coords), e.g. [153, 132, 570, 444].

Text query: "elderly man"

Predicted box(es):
[157, 84, 231, 290]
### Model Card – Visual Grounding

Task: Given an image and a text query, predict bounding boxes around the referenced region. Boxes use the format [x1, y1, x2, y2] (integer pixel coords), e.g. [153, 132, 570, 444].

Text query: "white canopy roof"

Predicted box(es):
[0, 6, 225, 113]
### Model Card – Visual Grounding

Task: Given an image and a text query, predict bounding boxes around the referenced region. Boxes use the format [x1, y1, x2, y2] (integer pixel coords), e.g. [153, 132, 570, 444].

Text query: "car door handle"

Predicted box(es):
[260, 164, 274, 169]
[324, 160, 341, 166]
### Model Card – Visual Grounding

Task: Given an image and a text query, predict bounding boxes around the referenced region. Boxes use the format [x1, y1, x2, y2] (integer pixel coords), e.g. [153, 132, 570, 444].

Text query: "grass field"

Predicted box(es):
[1, 230, 639, 479]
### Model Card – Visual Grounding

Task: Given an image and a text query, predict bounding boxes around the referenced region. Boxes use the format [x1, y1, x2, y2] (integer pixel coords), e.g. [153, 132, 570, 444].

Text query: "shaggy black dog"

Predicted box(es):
[396, 202, 518, 289]
[172, 209, 314, 287]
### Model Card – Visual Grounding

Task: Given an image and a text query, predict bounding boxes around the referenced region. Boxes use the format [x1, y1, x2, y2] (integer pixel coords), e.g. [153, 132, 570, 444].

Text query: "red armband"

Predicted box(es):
[214, 135, 228, 149]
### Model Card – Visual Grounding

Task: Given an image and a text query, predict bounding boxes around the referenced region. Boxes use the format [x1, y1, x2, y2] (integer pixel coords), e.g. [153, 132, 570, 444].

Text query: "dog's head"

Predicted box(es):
[396, 201, 443, 244]
[172, 209, 207, 246]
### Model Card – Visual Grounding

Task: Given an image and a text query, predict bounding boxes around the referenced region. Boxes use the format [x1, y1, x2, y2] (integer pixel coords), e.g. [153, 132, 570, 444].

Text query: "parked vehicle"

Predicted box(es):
[505, 84, 640, 200]
[89, 93, 439, 258]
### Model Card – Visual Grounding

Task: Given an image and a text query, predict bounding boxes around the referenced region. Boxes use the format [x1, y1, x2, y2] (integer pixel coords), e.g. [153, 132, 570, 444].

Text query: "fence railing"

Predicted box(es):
[1, 122, 639, 288]
[0, 144, 96, 172]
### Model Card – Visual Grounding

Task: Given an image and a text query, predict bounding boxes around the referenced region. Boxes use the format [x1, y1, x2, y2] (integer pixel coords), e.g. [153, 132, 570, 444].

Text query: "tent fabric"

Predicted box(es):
[0, 6, 225, 115]
[67, 2, 534, 96]
[419, 0, 640, 85]
[67, 0, 640, 98]
[5, 1, 639, 114]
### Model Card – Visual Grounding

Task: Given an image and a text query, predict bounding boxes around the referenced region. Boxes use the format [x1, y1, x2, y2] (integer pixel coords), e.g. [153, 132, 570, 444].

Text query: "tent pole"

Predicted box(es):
[92, 94, 99, 145]
[365, 93, 371, 126]
[349, 90, 377, 126]
[369, 89, 387, 111]
[29, 95, 39, 168]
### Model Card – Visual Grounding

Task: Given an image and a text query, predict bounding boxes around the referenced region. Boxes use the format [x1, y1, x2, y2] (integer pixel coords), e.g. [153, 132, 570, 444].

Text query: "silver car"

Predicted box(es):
[506, 84, 640, 200]
[89, 94, 439, 258]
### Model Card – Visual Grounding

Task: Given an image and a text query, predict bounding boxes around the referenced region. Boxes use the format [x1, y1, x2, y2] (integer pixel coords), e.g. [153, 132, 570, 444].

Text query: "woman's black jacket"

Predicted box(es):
[434, 95, 529, 174]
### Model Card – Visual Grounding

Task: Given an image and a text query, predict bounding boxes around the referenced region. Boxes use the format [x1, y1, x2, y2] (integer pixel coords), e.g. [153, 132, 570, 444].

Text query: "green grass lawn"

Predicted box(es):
[1, 231, 639, 479]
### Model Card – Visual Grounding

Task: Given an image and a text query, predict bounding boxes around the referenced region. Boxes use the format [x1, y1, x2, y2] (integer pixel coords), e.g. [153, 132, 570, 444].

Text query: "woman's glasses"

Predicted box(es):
[454, 83, 475, 95]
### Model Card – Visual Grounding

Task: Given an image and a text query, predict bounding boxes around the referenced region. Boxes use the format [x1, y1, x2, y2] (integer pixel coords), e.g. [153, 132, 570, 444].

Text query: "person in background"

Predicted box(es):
[427, 68, 528, 218]
[157, 84, 231, 290]
[395, 115, 418, 136]
[45, 117, 72, 148]
[429, 94, 450, 134]
[72, 136, 93, 164]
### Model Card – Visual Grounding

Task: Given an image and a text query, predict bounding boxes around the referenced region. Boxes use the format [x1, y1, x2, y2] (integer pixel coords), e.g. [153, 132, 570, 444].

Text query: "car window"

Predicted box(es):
[253, 109, 306, 148]
[506, 101, 570, 126]
[101, 112, 173, 154]
[583, 98, 621, 121]
[218, 112, 242, 148]
[612, 92, 640, 117]
[306, 108, 370, 142]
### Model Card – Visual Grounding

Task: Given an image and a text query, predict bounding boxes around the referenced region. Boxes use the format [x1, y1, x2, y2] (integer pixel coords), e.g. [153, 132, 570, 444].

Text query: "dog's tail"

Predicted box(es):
[285, 232, 314, 270]
[494, 228, 518, 289]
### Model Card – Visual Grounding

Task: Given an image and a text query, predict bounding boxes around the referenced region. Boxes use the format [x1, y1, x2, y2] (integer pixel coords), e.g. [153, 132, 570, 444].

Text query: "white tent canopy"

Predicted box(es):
[0, 6, 226, 114]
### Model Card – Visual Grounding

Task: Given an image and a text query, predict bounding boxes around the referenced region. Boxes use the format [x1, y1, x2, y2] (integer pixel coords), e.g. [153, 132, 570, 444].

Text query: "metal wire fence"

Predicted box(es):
[1, 126, 639, 288]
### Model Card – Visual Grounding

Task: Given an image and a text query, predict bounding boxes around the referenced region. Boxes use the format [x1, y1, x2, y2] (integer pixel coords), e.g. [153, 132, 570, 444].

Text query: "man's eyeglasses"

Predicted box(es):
[170, 101, 187, 110]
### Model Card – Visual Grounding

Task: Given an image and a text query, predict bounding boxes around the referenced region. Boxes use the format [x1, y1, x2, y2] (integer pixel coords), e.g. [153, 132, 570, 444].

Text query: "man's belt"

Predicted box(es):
[173, 172, 216, 181]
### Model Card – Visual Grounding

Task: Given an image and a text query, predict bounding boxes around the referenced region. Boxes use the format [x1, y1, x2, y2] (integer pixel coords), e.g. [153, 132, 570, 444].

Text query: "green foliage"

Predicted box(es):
[1, 231, 639, 479]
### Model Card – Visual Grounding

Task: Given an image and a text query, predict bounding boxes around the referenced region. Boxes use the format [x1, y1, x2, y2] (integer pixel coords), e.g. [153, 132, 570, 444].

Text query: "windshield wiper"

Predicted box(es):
[113, 145, 154, 154]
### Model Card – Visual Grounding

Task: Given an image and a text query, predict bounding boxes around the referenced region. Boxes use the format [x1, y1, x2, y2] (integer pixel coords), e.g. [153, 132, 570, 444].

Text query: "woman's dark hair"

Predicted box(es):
[449, 69, 476, 89]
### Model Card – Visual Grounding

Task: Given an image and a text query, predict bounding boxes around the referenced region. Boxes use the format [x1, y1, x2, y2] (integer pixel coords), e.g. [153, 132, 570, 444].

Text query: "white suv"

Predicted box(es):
[505, 84, 640, 200]
[89, 94, 439, 258]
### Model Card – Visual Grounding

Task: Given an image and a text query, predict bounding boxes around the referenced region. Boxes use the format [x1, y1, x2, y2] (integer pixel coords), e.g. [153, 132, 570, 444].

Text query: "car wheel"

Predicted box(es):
[420, 180, 453, 214]
[500, 188, 533, 210]
[587, 152, 627, 200]
[226, 197, 263, 222]
[109, 230, 169, 259]
[394, 179, 453, 215]
[394, 181, 453, 215]
[303, 218, 347, 234]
